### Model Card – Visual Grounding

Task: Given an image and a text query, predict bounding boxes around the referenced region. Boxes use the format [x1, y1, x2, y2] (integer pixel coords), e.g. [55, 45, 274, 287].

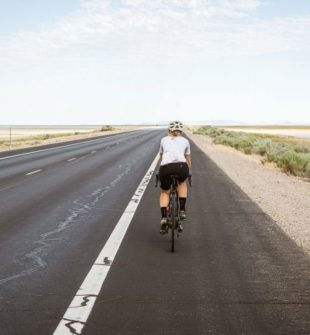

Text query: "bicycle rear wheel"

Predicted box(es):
[170, 192, 177, 252]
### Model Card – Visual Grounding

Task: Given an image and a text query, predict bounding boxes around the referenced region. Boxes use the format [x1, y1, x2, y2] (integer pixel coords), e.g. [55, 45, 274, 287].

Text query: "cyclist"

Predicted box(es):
[158, 121, 192, 234]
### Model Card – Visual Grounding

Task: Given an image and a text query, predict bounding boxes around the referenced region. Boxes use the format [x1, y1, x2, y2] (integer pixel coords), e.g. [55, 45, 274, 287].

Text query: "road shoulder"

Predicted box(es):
[187, 131, 310, 256]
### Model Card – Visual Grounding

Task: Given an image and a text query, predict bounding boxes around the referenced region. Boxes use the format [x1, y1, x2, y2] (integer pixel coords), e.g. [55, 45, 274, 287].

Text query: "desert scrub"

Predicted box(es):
[196, 126, 310, 178]
[101, 125, 113, 131]
[1, 132, 90, 149]
[276, 151, 310, 176]
[33, 133, 74, 140]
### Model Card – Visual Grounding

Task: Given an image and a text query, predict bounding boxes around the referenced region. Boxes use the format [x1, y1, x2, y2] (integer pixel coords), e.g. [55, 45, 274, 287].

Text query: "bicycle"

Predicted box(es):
[155, 173, 192, 252]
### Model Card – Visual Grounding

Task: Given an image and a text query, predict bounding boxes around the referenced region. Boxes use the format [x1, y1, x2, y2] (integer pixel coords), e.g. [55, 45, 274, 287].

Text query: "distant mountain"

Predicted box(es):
[139, 120, 249, 126]
[184, 120, 248, 126]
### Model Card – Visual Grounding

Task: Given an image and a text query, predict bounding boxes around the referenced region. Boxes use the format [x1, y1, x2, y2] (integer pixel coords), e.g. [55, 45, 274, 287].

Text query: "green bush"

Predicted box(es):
[276, 150, 310, 176]
[305, 162, 310, 178]
[101, 125, 113, 131]
[33, 134, 52, 140]
[195, 126, 310, 178]
[33, 132, 73, 141]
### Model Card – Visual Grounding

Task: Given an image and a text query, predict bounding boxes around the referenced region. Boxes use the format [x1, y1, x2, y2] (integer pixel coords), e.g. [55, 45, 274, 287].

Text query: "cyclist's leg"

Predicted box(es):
[178, 182, 187, 220]
[178, 181, 187, 198]
[160, 189, 170, 216]
[159, 165, 172, 215]
[159, 165, 172, 233]
[177, 163, 189, 220]
[159, 190, 170, 233]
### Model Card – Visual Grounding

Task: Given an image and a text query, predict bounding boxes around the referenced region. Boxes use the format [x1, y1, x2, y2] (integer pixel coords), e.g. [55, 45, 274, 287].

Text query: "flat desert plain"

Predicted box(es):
[221, 126, 310, 139]
[0, 126, 138, 151]
[0, 126, 102, 140]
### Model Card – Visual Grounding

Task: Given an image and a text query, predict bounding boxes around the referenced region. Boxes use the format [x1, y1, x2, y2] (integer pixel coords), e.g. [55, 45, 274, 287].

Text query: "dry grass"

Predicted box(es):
[195, 126, 310, 178]
[0, 126, 116, 150]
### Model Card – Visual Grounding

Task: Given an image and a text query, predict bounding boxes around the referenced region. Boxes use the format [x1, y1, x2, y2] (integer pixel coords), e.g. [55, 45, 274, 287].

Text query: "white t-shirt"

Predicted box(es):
[159, 135, 191, 166]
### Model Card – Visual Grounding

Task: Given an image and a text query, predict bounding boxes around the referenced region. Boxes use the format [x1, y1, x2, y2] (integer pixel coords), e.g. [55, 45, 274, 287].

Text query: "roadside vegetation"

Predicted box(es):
[101, 125, 113, 131]
[195, 126, 310, 178]
[223, 125, 310, 130]
[0, 125, 115, 149]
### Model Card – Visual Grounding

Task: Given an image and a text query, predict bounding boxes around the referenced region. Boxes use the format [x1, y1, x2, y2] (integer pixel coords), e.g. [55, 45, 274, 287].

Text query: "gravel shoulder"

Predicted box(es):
[187, 131, 310, 256]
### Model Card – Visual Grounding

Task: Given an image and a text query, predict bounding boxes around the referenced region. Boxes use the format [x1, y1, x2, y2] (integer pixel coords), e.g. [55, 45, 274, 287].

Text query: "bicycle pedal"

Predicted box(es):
[160, 224, 169, 234]
[177, 225, 183, 233]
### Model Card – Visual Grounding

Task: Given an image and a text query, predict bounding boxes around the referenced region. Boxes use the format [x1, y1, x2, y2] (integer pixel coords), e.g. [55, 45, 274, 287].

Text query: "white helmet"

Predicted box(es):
[168, 121, 184, 132]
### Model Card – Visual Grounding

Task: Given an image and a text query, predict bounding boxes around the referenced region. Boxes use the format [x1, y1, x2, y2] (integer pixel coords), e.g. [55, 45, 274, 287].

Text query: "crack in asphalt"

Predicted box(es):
[103, 257, 112, 265]
[0, 160, 136, 286]
[95, 296, 310, 305]
[80, 294, 98, 307]
[63, 318, 86, 335]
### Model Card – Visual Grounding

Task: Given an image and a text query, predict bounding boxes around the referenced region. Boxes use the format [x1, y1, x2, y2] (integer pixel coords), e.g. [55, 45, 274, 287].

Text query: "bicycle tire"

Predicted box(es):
[170, 191, 177, 252]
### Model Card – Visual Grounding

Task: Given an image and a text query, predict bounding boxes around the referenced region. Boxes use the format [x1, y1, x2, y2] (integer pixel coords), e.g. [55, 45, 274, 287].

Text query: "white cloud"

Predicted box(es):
[1, 0, 310, 64]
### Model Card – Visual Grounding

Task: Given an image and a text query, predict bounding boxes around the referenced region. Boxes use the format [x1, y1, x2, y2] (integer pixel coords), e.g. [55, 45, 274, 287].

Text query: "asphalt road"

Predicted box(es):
[0, 129, 309, 335]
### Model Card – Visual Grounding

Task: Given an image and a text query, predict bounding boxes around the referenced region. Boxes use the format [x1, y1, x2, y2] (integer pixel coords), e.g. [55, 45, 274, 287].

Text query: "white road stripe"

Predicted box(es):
[91, 150, 96, 154]
[67, 158, 77, 162]
[25, 169, 42, 176]
[53, 153, 159, 335]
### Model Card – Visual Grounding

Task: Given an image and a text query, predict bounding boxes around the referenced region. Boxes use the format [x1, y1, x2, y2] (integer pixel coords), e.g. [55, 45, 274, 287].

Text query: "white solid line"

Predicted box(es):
[26, 169, 42, 176]
[67, 157, 77, 162]
[53, 153, 159, 335]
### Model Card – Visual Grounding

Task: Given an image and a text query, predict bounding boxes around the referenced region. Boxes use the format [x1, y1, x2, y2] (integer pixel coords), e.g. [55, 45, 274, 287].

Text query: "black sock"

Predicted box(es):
[161, 207, 167, 218]
[179, 197, 186, 211]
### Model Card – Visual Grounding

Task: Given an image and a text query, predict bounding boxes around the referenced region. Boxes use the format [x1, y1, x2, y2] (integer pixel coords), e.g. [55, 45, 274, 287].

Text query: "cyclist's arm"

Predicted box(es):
[185, 154, 191, 168]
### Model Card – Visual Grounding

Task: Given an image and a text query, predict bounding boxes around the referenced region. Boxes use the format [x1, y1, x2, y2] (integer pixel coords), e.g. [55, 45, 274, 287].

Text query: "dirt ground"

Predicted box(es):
[0, 127, 137, 152]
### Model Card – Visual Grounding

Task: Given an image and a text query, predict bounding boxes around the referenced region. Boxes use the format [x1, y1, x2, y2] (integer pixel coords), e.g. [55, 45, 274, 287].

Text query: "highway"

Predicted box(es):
[0, 129, 309, 335]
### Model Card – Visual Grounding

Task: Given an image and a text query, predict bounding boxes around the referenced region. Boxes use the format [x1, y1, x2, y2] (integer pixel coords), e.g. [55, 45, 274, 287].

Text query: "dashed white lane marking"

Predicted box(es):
[25, 169, 42, 176]
[53, 153, 159, 335]
[67, 157, 77, 162]
[91, 150, 96, 154]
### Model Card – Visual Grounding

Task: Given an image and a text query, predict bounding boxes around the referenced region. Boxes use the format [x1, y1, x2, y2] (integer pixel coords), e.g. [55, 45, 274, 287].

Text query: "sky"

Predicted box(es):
[0, 0, 310, 125]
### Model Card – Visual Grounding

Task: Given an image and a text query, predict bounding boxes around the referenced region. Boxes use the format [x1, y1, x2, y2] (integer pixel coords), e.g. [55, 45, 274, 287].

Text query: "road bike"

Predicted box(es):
[156, 173, 192, 252]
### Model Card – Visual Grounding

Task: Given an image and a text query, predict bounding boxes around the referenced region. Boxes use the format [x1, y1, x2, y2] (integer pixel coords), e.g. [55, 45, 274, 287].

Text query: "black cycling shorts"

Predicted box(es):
[159, 162, 189, 191]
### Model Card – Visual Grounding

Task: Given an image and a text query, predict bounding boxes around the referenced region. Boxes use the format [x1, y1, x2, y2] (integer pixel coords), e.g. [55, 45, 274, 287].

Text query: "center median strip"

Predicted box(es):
[53, 153, 159, 335]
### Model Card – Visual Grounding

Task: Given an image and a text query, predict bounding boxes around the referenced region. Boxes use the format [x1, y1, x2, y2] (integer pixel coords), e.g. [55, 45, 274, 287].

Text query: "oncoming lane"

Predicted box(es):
[0, 129, 164, 335]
